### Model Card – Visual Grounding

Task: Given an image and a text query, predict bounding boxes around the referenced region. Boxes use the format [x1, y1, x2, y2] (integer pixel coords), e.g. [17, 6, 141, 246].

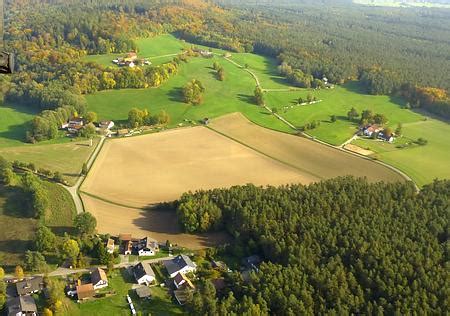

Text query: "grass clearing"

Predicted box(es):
[352, 119, 450, 187]
[0, 100, 37, 147]
[0, 138, 99, 185]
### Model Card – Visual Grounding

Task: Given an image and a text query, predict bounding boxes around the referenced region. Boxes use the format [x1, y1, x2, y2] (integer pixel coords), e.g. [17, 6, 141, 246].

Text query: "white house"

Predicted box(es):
[91, 267, 108, 290]
[99, 120, 115, 130]
[137, 237, 159, 256]
[163, 255, 197, 278]
[133, 262, 155, 285]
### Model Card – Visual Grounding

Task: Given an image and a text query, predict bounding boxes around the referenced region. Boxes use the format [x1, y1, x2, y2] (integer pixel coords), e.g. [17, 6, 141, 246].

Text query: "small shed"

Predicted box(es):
[135, 286, 151, 299]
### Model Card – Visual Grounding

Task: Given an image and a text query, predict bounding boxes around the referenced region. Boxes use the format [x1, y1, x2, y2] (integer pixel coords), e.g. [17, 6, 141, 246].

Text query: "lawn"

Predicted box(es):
[65, 268, 184, 316]
[352, 119, 450, 187]
[0, 138, 99, 186]
[265, 81, 425, 145]
[43, 181, 76, 229]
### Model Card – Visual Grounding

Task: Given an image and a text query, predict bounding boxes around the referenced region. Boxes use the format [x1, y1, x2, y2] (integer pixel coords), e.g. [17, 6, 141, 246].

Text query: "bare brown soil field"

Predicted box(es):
[81, 126, 317, 208]
[81, 193, 230, 249]
[344, 143, 374, 156]
[208, 113, 405, 183]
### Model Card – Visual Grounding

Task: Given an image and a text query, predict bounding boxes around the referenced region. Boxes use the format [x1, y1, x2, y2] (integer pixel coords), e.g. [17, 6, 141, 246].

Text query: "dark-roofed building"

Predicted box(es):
[91, 267, 108, 290]
[164, 255, 197, 278]
[7, 295, 37, 316]
[135, 286, 151, 299]
[15, 276, 44, 296]
[76, 283, 95, 301]
[136, 237, 159, 257]
[173, 273, 194, 289]
[132, 262, 155, 285]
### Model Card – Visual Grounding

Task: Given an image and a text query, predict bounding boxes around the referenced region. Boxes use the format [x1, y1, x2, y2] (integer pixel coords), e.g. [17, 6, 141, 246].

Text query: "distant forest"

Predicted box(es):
[2, 0, 450, 142]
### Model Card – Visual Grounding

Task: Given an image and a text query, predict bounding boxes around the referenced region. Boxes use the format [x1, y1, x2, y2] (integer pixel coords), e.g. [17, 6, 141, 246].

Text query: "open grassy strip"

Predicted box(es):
[265, 81, 425, 145]
[43, 181, 77, 228]
[0, 138, 100, 186]
[352, 119, 450, 187]
[64, 268, 184, 316]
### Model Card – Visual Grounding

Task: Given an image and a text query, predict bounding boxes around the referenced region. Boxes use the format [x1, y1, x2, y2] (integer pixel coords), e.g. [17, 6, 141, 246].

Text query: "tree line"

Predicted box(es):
[176, 177, 449, 314]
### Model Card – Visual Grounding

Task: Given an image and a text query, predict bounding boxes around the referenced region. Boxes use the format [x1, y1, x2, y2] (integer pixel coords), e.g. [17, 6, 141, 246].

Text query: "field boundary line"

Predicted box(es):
[206, 126, 324, 180]
[80, 191, 149, 210]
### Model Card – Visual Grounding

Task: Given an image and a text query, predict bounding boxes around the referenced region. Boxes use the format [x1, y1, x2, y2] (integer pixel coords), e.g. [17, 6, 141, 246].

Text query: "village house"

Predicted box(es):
[91, 267, 108, 290]
[67, 117, 84, 134]
[164, 254, 197, 278]
[106, 238, 115, 254]
[15, 276, 44, 296]
[132, 262, 156, 286]
[7, 295, 37, 316]
[119, 233, 133, 255]
[173, 272, 195, 290]
[135, 237, 159, 256]
[76, 283, 95, 301]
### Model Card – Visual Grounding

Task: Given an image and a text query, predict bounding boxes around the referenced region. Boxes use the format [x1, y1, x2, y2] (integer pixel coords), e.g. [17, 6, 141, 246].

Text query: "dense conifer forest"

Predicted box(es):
[176, 177, 449, 314]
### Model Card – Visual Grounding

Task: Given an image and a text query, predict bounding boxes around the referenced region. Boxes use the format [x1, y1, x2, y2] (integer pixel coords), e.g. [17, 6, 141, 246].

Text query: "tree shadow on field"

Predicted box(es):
[168, 87, 184, 103]
[50, 226, 77, 237]
[237, 94, 255, 104]
[132, 203, 231, 248]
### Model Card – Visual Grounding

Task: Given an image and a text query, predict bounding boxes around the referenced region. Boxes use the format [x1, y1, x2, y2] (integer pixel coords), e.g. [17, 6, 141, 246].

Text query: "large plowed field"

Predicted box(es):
[81, 126, 317, 208]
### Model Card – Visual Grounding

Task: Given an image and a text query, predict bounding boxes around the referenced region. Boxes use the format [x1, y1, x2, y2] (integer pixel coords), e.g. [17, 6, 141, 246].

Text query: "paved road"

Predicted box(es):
[62, 136, 106, 214]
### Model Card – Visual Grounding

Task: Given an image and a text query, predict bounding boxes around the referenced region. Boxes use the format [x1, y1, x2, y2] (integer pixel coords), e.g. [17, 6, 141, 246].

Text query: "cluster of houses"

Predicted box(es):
[361, 124, 395, 142]
[5, 276, 44, 315]
[61, 117, 115, 136]
[112, 52, 151, 68]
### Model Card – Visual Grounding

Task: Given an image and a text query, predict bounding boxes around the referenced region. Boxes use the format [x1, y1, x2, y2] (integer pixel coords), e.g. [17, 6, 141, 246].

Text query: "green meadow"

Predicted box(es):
[83, 34, 189, 67]
[86, 55, 291, 133]
[0, 99, 36, 147]
[353, 119, 450, 187]
[264, 82, 425, 145]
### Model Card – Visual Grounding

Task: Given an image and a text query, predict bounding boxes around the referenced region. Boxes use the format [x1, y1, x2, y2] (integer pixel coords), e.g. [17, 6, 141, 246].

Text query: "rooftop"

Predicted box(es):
[76, 283, 95, 300]
[7, 295, 37, 315]
[91, 267, 108, 285]
[164, 255, 196, 275]
[133, 262, 155, 280]
[15, 276, 44, 296]
[135, 286, 151, 299]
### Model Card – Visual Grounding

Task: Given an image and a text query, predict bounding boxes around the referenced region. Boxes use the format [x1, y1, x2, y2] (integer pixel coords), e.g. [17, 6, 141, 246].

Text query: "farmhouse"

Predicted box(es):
[106, 238, 115, 254]
[76, 283, 95, 301]
[68, 117, 84, 134]
[15, 276, 44, 296]
[136, 236, 159, 256]
[362, 124, 381, 137]
[7, 295, 37, 316]
[133, 262, 156, 285]
[91, 267, 108, 290]
[173, 272, 195, 289]
[164, 255, 197, 278]
[99, 120, 115, 131]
